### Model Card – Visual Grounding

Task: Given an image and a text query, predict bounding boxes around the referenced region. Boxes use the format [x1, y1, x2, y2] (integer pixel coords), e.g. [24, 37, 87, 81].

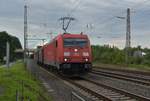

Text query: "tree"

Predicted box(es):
[0, 31, 22, 63]
[91, 45, 150, 67]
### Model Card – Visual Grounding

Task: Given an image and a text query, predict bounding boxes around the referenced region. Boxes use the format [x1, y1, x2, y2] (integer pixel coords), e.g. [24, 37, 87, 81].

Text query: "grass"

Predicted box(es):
[0, 61, 52, 101]
[127, 64, 150, 71]
[93, 62, 150, 72]
[0, 63, 3, 67]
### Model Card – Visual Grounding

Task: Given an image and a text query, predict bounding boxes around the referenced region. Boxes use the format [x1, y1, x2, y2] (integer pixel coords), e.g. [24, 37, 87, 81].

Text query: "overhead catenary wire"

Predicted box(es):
[67, 0, 82, 17]
[130, 0, 150, 11]
[58, 0, 82, 32]
[93, 0, 150, 39]
[25, 0, 150, 48]
[93, 0, 150, 29]
[67, 0, 145, 31]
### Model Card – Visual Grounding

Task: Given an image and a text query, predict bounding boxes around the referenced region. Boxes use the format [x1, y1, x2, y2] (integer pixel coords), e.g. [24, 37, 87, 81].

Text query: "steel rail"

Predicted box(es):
[93, 68, 150, 81]
[91, 69, 150, 86]
[83, 77, 150, 101]
[39, 65, 150, 101]
[93, 66, 150, 76]
[39, 66, 112, 101]
[67, 79, 112, 101]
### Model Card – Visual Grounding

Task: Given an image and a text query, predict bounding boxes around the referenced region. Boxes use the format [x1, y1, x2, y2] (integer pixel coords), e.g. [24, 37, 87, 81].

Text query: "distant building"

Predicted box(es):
[133, 50, 146, 58]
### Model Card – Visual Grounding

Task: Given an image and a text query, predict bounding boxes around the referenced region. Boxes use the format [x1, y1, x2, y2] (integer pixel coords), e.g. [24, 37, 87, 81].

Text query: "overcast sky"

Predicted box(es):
[0, 0, 150, 49]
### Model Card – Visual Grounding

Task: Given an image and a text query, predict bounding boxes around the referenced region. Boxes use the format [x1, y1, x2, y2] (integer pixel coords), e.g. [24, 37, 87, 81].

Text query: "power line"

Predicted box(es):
[57, 0, 82, 32]
[130, 0, 150, 10]
[93, 0, 150, 27]
[96, 17, 125, 30]
[67, 0, 82, 17]
[89, 1, 150, 49]
[27, 38, 46, 46]
[94, 9, 126, 25]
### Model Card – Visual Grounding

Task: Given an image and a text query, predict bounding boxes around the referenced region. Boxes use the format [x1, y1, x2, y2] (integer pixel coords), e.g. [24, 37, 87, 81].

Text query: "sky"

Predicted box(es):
[0, 0, 150, 49]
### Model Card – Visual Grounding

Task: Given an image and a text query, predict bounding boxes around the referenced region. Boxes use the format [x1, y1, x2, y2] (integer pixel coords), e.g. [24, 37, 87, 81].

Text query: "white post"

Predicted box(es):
[6, 42, 10, 68]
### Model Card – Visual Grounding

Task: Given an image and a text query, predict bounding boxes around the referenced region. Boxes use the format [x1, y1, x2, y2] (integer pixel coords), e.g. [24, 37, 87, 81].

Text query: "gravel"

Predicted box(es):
[95, 68, 150, 81]
[86, 73, 150, 98]
[27, 59, 94, 101]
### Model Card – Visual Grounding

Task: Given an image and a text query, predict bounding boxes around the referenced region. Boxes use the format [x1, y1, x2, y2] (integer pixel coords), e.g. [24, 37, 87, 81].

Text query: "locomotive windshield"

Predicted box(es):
[64, 38, 88, 47]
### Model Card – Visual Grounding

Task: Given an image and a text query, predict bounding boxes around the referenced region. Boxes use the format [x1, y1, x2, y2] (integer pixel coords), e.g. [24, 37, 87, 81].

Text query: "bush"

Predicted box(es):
[92, 45, 150, 67]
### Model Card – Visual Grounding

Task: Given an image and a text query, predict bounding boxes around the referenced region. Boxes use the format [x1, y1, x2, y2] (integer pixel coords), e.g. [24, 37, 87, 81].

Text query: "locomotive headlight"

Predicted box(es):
[85, 58, 88, 62]
[64, 52, 70, 56]
[83, 52, 89, 56]
[64, 58, 68, 62]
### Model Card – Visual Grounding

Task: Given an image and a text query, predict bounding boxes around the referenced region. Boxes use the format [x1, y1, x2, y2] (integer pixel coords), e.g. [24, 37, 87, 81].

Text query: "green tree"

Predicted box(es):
[91, 45, 150, 67]
[0, 31, 22, 63]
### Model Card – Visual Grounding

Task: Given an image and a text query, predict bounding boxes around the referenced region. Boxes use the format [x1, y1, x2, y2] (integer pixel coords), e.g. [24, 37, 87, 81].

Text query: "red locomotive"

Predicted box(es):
[35, 33, 92, 76]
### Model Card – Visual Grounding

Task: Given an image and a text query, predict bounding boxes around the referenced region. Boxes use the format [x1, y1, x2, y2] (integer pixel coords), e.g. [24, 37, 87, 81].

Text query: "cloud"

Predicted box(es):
[0, 0, 150, 49]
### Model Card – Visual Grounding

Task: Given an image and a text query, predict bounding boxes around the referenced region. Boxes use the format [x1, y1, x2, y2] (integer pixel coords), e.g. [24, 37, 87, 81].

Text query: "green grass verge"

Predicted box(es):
[0, 63, 3, 67]
[0, 62, 5, 66]
[0, 61, 52, 101]
[93, 62, 150, 72]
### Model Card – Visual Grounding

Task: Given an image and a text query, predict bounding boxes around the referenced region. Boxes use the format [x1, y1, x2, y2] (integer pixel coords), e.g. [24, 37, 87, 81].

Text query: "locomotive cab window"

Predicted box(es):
[63, 38, 88, 47]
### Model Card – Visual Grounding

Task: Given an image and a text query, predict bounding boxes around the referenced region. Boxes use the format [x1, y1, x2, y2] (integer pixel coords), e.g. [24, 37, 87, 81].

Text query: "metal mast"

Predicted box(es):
[125, 8, 131, 64]
[126, 8, 131, 48]
[24, 2, 28, 63]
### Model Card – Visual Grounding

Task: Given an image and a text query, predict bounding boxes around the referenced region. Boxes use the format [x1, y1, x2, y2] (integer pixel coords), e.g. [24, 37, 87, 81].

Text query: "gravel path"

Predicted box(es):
[27, 59, 94, 101]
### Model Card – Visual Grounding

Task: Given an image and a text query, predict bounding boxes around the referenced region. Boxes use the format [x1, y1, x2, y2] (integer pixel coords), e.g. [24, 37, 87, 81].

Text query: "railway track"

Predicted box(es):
[80, 77, 150, 101]
[93, 66, 150, 76]
[40, 66, 150, 101]
[67, 77, 150, 101]
[91, 69, 150, 86]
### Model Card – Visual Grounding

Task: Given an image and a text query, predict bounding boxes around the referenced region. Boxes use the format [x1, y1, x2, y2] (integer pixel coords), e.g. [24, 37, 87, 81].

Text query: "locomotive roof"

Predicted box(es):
[40, 33, 89, 48]
[58, 33, 88, 39]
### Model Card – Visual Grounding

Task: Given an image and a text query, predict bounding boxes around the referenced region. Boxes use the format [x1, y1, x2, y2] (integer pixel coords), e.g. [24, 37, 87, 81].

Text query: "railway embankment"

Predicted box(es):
[0, 61, 51, 101]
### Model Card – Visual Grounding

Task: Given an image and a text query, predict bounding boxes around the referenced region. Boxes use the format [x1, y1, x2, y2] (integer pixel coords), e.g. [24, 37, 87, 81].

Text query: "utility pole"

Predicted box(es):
[125, 8, 131, 64]
[116, 8, 131, 64]
[24, 2, 28, 63]
[6, 42, 10, 68]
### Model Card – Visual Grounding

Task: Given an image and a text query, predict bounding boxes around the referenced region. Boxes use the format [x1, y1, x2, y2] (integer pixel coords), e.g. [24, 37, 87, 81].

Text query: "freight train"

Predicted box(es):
[34, 33, 92, 76]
